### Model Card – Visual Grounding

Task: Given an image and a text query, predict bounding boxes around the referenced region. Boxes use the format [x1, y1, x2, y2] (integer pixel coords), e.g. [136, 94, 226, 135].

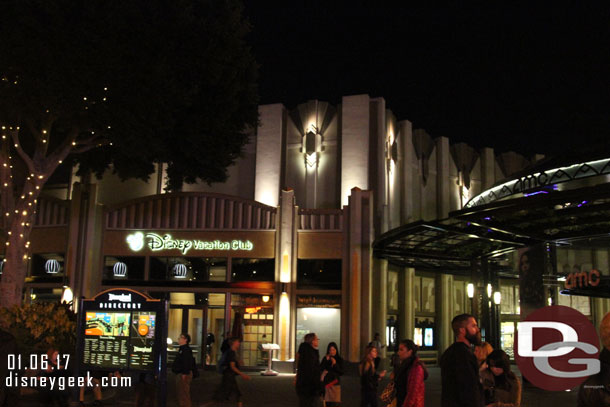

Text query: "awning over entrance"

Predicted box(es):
[374, 182, 610, 277]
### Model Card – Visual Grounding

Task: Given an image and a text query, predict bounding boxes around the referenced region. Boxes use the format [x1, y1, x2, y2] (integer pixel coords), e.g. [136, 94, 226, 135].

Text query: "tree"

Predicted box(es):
[0, 0, 258, 306]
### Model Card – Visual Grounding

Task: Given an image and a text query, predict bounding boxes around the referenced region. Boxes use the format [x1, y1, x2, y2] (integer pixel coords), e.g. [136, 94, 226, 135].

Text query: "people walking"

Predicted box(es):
[480, 350, 521, 407]
[440, 313, 484, 407]
[320, 342, 343, 406]
[172, 333, 194, 407]
[360, 345, 386, 407]
[295, 333, 322, 407]
[211, 337, 251, 407]
[392, 340, 426, 407]
[369, 333, 385, 369]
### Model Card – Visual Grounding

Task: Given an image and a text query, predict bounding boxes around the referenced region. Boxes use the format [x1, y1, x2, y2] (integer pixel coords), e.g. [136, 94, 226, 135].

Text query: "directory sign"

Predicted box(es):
[78, 289, 167, 372]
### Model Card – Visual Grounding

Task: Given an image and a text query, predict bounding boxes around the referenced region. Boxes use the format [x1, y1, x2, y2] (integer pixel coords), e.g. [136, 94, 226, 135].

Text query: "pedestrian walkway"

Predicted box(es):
[22, 366, 580, 406]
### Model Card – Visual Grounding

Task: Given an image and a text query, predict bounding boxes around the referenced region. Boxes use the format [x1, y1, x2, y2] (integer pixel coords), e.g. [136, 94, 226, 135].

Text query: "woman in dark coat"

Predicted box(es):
[392, 340, 427, 407]
[480, 350, 521, 407]
[320, 342, 344, 406]
[359, 345, 386, 407]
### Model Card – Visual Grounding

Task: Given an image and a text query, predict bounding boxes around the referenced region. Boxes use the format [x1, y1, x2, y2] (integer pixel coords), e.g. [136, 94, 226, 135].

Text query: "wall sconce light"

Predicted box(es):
[113, 261, 127, 277]
[262, 295, 270, 303]
[302, 125, 322, 168]
[493, 291, 501, 305]
[467, 283, 474, 299]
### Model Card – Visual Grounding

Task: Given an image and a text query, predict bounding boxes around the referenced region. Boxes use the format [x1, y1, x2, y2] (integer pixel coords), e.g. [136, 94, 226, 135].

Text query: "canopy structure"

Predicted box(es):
[374, 170, 610, 283]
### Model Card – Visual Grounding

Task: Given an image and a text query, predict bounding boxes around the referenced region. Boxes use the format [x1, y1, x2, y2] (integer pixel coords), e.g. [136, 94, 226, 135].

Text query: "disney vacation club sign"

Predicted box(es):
[126, 232, 254, 255]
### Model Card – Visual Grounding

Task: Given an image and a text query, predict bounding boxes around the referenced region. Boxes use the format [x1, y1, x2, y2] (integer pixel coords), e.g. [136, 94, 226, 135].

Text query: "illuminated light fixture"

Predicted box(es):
[61, 286, 73, 304]
[166, 337, 173, 345]
[486, 284, 492, 298]
[262, 295, 270, 303]
[45, 259, 60, 274]
[113, 261, 127, 277]
[302, 125, 322, 168]
[493, 291, 501, 305]
[547, 297, 552, 306]
[467, 283, 474, 299]
[173, 263, 187, 278]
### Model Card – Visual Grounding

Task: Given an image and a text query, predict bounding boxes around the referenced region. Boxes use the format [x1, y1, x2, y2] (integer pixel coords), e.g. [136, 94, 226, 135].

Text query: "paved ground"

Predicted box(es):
[22, 366, 580, 406]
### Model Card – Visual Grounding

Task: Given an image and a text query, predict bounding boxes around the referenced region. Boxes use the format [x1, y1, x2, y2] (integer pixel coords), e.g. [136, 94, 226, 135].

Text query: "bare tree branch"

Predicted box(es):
[9, 128, 36, 175]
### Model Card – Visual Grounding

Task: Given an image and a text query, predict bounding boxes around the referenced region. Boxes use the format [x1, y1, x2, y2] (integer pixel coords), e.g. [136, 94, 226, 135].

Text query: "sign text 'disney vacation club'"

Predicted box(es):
[126, 232, 253, 255]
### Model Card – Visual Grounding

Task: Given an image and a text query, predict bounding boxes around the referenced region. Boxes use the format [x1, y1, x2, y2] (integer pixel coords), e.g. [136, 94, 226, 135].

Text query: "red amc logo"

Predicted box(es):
[514, 305, 600, 391]
[564, 269, 601, 289]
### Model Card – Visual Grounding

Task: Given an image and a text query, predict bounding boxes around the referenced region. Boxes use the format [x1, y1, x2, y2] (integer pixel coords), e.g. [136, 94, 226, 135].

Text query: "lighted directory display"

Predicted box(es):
[83, 311, 156, 370]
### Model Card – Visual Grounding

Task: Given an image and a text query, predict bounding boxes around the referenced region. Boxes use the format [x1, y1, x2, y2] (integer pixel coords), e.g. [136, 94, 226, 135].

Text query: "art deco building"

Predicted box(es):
[19, 94, 610, 368]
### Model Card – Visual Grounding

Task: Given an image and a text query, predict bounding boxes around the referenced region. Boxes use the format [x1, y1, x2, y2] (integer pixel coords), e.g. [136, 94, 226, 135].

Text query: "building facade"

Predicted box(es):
[16, 94, 610, 367]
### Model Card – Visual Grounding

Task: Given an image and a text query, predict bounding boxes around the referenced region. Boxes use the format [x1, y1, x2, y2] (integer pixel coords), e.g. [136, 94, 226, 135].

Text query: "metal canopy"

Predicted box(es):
[374, 182, 610, 273]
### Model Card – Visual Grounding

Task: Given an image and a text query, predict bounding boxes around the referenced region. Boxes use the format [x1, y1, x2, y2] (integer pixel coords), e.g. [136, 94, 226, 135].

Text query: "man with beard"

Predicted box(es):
[440, 314, 484, 407]
[295, 333, 322, 407]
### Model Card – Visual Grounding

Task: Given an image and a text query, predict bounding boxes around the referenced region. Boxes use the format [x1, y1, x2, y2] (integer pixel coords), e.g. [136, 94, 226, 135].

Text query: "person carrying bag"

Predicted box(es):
[320, 342, 344, 407]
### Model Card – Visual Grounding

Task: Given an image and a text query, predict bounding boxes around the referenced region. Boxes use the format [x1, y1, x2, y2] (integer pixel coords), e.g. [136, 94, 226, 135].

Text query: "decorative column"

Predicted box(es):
[255, 104, 286, 207]
[437, 274, 454, 352]
[373, 258, 388, 358]
[274, 189, 297, 363]
[399, 267, 415, 350]
[345, 187, 374, 362]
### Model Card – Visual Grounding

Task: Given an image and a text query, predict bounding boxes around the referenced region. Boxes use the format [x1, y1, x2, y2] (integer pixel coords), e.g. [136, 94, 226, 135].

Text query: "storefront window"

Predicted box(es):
[558, 293, 591, 315]
[230, 294, 274, 367]
[231, 258, 274, 282]
[150, 257, 226, 282]
[297, 259, 341, 289]
[421, 277, 435, 313]
[30, 253, 65, 280]
[296, 295, 341, 355]
[388, 271, 398, 310]
[103, 256, 145, 281]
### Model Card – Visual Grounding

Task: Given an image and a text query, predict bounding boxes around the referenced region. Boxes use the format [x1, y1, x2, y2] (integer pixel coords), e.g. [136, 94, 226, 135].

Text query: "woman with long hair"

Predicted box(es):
[359, 345, 386, 407]
[320, 342, 344, 406]
[480, 349, 521, 407]
[392, 340, 426, 407]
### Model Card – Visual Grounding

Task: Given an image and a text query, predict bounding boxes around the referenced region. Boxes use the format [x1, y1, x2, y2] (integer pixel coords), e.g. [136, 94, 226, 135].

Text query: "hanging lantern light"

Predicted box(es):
[45, 259, 60, 274]
[113, 261, 127, 277]
[173, 263, 187, 278]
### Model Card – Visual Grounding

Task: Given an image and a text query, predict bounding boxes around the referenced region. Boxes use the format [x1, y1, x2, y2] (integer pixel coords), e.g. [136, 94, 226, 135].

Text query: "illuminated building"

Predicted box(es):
[20, 94, 610, 367]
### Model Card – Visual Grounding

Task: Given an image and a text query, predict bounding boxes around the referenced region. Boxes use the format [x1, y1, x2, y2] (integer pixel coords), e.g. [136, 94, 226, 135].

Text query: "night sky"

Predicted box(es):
[244, 2, 610, 157]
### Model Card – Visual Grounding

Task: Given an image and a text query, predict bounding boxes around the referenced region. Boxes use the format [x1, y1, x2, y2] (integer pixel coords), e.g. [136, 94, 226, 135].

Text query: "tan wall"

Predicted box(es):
[30, 227, 69, 253]
[297, 232, 343, 259]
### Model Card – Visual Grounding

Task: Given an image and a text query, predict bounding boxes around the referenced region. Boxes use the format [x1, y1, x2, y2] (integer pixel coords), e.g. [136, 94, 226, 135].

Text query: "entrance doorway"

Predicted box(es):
[167, 292, 227, 367]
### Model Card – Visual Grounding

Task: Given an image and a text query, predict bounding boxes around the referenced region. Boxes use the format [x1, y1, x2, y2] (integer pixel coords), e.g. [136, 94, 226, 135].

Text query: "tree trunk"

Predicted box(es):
[0, 233, 29, 307]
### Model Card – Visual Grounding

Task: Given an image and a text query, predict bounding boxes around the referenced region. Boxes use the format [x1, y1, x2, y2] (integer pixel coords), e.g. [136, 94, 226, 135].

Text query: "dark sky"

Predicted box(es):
[244, 2, 610, 157]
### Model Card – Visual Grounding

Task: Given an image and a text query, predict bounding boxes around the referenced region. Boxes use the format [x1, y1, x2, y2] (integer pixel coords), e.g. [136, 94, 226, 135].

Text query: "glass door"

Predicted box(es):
[169, 305, 207, 367]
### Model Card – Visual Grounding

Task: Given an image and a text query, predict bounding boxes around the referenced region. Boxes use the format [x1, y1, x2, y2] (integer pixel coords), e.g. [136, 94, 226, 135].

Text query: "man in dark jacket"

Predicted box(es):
[578, 312, 610, 407]
[440, 314, 484, 407]
[172, 333, 194, 407]
[296, 333, 322, 407]
[0, 328, 19, 407]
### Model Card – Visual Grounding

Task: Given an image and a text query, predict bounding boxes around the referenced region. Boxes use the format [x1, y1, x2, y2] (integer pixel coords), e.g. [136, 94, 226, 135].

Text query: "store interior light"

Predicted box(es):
[467, 283, 474, 299]
[487, 283, 492, 298]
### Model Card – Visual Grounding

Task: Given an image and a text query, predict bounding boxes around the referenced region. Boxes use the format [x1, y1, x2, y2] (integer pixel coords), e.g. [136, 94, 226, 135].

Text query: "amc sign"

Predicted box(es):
[564, 269, 601, 289]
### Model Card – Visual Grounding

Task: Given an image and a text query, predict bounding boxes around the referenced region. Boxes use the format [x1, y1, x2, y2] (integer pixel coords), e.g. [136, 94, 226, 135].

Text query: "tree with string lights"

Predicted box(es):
[0, 0, 258, 306]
